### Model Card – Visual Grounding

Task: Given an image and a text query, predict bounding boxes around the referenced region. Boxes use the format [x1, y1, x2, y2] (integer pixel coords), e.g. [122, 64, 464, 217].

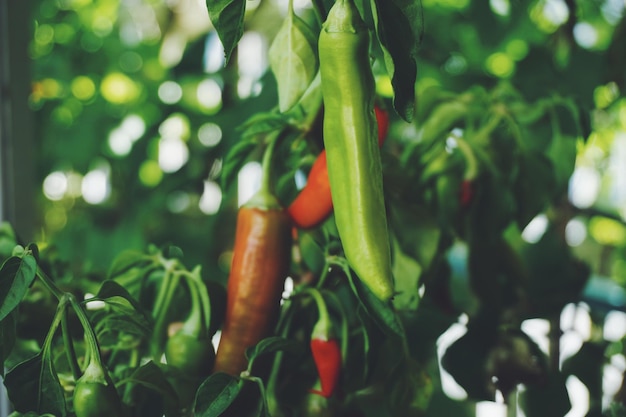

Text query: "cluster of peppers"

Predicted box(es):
[215, 0, 477, 404]
[213, 0, 393, 399]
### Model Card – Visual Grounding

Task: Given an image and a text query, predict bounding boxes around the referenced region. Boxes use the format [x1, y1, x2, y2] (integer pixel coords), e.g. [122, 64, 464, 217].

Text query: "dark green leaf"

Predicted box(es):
[521, 371, 571, 417]
[513, 151, 556, 229]
[522, 226, 590, 318]
[4, 352, 67, 416]
[0, 311, 17, 375]
[123, 361, 180, 416]
[107, 249, 153, 279]
[350, 268, 405, 338]
[546, 134, 578, 193]
[371, 0, 422, 121]
[0, 254, 38, 322]
[220, 138, 259, 190]
[562, 341, 606, 398]
[194, 372, 242, 417]
[245, 336, 302, 362]
[206, 0, 246, 64]
[441, 314, 498, 401]
[164, 245, 184, 260]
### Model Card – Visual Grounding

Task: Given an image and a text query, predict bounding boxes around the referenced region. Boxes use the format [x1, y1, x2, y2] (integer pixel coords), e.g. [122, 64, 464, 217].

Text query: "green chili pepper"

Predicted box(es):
[318, 0, 394, 301]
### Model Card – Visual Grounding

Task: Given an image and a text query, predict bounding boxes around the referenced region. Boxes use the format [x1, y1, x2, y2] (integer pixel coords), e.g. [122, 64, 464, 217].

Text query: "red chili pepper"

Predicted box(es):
[213, 139, 292, 376]
[459, 179, 475, 209]
[287, 105, 389, 229]
[306, 289, 341, 398]
[309, 337, 341, 398]
[374, 104, 389, 144]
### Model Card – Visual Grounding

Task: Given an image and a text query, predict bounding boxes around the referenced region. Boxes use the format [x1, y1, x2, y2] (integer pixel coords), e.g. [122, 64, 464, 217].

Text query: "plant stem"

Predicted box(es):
[303, 288, 331, 338]
[68, 294, 104, 371]
[35, 267, 64, 301]
[62, 308, 82, 380]
[187, 266, 212, 335]
[151, 269, 181, 359]
[181, 271, 203, 337]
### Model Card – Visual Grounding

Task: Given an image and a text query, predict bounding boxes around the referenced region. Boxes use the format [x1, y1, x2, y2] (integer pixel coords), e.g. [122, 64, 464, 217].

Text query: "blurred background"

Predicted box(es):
[1, 0, 626, 416]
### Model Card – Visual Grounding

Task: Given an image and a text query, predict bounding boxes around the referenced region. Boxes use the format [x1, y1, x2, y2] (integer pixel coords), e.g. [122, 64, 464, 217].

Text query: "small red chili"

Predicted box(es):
[459, 179, 474, 209]
[309, 337, 341, 398]
[306, 288, 341, 398]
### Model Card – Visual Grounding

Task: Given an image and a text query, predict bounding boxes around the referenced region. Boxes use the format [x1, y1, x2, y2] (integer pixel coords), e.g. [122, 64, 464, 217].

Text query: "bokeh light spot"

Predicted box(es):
[158, 81, 183, 104]
[43, 171, 68, 201]
[589, 217, 626, 246]
[139, 160, 163, 187]
[101, 72, 140, 104]
[199, 181, 223, 215]
[198, 123, 222, 147]
[71, 76, 96, 101]
[485, 52, 515, 78]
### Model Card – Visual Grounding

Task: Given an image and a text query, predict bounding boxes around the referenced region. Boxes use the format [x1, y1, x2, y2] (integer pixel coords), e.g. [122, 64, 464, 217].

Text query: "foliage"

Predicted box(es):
[3, 0, 626, 416]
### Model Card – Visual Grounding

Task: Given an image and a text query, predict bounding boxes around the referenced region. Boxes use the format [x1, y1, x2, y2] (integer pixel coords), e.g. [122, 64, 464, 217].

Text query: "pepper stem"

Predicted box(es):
[181, 270, 205, 338]
[245, 131, 286, 209]
[303, 288, 331, 340]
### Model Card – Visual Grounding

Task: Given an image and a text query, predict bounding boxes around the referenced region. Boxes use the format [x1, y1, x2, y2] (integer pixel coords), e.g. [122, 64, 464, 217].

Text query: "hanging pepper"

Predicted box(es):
[213, 136, 293, 376]
[318, 0, 394, 301]
[307, 289, 341, 398]
[287, 105, 389, 230]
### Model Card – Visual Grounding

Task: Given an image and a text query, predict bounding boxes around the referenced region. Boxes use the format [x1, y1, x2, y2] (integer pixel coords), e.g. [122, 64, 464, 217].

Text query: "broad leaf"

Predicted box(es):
[206, 0, 246, 64]
[371, 0, 423, 122]
[513, 151, 556, 229]
[245, 336, 302, 363]
[123, 361, 180, 416]
[220, 138, 259, 190]
[194, 372, 242, 417]
[4, 352, 67, 416]
[0, 254, 38, 322]
[269, 1, 318, 113]
[107, 249, 153, 279]
[521, 370, 571, 417]
[0, 311, 16, 375]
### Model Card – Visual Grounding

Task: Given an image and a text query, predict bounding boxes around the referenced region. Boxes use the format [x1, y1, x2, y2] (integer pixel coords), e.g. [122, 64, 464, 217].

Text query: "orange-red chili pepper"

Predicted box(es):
[213, 141, 292, 376]
[287, 105, 388, 229]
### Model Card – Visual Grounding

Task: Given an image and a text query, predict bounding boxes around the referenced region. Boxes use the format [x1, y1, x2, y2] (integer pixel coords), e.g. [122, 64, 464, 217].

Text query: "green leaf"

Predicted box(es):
[107, 249, 153, 279]
[371, 0, 423, 122]
[93, 294, 153, 338]
[194, 372, 242, 417]
[122, 361, 180, 416]
[390, 237, 422, 311]
[521, 370, 571, 417]
[269, 2, 319, 113]
[0, 311, 17, 375]
[562, 341, 606, 398]
[441, 313, 498, 401]
[546, 134, 578, 193]
[0, 254, 38, 322]
[4, 352, 67, 416]
[349, 266, 405, 338]
[220, 138, 259, 190]
[206, 0, 246, 64]
[513, 151, 556, 229]
[245, 336, 302, 363]
[239, 111, 291, 140]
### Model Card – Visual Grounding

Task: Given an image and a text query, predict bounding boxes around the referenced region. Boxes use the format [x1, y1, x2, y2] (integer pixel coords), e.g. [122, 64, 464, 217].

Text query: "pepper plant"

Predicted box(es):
[2, 0, 626, 416]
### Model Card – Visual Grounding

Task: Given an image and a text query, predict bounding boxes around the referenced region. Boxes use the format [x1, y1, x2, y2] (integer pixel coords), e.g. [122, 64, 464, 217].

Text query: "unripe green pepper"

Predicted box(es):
[73, 361, 123, 417]
[319, 0, 394, 301]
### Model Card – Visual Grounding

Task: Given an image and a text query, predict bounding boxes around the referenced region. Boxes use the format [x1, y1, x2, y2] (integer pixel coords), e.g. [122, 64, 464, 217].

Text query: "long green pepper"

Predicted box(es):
[319, 0, 394, 301]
